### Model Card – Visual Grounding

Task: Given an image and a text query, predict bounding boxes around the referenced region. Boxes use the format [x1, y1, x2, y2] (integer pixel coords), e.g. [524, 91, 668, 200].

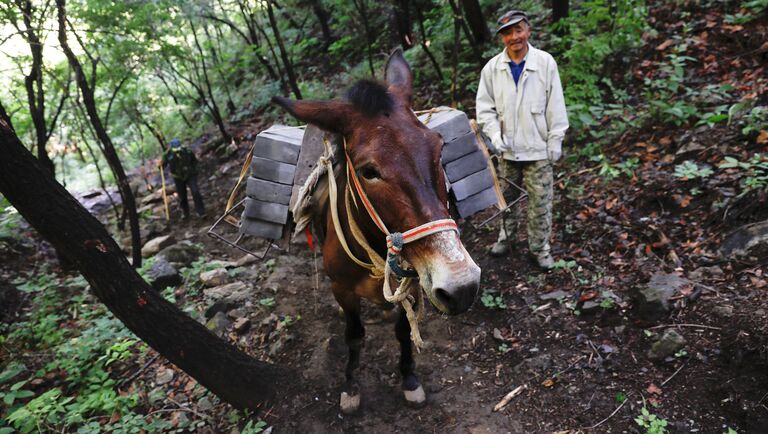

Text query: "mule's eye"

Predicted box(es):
[360, 165, 381, 180]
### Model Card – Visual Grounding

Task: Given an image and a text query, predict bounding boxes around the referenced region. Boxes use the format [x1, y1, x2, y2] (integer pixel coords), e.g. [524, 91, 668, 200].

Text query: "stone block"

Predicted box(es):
[250, 157, 296, 185]
[450, 168, 494, 201]
[454, 187, 498, 218]
[246, 177, 292, 205]
[239, 216, 284, 240]
[442, 130, 479, 163]
[444, 150, 488, 183]
[418, 107, 471, 143]
[243, 198, 289, 224]
[254, 127, 304, 164]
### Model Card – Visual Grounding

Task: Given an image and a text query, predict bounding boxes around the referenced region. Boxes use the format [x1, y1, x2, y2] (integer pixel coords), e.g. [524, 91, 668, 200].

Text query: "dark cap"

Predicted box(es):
[496, 10, 528, 34]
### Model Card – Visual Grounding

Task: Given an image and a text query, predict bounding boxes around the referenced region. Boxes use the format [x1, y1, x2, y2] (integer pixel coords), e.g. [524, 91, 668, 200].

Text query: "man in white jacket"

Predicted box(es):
[476, 9, 569, 269]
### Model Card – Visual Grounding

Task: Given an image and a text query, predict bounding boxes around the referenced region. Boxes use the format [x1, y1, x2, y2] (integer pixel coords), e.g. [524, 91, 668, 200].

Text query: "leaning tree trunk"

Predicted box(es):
[0, 116, 285, 409]
[56, 0, 142, 267]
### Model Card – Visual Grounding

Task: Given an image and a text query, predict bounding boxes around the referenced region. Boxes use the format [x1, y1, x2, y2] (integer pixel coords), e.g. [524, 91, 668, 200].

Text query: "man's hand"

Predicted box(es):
[548, 148, 562, 162]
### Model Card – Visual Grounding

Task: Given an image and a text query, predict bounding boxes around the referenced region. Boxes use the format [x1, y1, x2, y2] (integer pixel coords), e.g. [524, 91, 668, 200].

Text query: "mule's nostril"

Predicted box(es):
[434, 287, 454, 311]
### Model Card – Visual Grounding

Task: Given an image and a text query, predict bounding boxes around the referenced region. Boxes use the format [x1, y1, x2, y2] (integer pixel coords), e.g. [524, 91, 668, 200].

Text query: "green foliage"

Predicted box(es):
[719, 154, 768, 197]
[548, 0, 648, 132]
[674, 161, 714, 179]
[725, 0, 768, 23]
[0, 270, 166, 433]
[635, 406, 668, 434]
[480, 288, 506, 309]
[0, 197, 22, 241]
[615, 391, 627, 403]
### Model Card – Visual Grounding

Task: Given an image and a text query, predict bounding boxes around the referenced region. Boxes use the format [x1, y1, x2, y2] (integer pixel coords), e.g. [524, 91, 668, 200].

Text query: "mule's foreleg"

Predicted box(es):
[395, 307, 426, 407]
[334, 287, 365, 414]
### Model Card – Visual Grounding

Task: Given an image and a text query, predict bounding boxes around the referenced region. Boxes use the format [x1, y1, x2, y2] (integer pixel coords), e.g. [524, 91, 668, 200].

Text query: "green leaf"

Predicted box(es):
[0, 362, 25, 384]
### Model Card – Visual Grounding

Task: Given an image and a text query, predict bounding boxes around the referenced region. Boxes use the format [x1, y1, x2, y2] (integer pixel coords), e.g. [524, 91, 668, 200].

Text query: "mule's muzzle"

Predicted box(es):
[433, 278, 479, 315]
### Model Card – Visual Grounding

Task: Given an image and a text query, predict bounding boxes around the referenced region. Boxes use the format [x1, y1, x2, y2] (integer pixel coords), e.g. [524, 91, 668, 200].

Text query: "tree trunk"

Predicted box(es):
[56, 0, 142, 268]
[447, 0, 484, 69]
[352, 0, 376, 77]
[310, 0, 334, 48]
[552, 0, 569, 23]
[391, 0, 415, 50]
[413, 1, 443, 82]
[451, 13, 460, 107]
[189, 18, 232, 142]
[266, 0, 302, 99]
[16, 0, 55, 176]
[0, 118, 285, 409]
[461, 0, 490, 44]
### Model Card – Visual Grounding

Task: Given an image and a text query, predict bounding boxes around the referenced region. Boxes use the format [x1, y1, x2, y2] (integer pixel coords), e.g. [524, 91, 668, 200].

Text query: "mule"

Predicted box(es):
[272, 49, 481, 413]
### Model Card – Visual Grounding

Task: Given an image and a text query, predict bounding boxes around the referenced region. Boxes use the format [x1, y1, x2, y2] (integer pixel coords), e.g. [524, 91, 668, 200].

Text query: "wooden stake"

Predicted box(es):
[159, 163, 170, 221]
[471, 119, 507, 209]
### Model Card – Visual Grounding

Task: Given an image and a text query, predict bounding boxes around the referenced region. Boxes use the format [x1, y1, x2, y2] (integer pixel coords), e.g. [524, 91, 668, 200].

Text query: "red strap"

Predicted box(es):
[305, 226, 314, 251]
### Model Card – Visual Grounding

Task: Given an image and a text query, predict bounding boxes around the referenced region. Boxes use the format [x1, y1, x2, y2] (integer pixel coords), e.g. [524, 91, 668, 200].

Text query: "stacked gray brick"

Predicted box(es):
[240, 125, 304, 239]
[418, 107, 498, 218]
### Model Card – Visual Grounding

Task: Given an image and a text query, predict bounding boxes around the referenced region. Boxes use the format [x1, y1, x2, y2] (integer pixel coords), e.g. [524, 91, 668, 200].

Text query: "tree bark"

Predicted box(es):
[460, 0, 490, 44]
[552, 0, 569, 23]
[413, 1, 443, 82]
[352, 0, 376, 78]
[56, 0, 142, 268]
[447, 0, 484, 69]
[189, 18, 232, 141]
[391, 0, 415, 50]
[16, 0, 55, 175]
[0, 118, 285, 409]
[310, 0, 334, 48]
[266, 0, 302, 99]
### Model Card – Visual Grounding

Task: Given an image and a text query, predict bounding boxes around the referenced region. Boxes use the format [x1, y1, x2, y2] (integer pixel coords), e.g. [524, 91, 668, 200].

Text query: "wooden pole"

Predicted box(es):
[159, 163, 170, 221]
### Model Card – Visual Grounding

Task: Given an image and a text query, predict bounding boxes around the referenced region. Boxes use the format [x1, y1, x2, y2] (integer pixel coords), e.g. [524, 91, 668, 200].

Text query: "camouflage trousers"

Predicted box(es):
[496, 158, 553, 256]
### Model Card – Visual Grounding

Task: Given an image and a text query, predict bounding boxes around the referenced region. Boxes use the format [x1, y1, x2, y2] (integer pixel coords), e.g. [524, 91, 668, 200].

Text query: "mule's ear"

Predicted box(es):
[384, 47, 413, 103]
[271, 96, 352, 134]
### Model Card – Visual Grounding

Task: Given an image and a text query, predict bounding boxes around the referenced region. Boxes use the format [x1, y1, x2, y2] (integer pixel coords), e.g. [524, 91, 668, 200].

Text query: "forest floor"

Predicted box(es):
[2, 2, 768, 434]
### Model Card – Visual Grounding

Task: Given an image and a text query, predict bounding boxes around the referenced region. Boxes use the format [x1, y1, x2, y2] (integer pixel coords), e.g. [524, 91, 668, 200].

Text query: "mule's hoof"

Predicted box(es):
[403, 384, 426, 407]
[340, 391, 361, 414]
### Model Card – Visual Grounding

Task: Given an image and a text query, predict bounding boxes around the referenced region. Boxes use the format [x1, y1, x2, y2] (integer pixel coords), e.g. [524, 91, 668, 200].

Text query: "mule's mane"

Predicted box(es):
[345, 79, 393, 117]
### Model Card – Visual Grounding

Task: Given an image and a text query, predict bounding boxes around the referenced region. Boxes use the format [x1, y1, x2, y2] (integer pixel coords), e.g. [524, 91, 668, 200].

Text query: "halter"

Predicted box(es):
[321, 136, 459, 348]
[343, 148, 458, 278]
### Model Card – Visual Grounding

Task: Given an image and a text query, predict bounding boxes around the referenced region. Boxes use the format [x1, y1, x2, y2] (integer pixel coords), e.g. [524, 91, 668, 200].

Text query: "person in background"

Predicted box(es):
[161, 138, 205, 219]
[476, 9, 569, 270]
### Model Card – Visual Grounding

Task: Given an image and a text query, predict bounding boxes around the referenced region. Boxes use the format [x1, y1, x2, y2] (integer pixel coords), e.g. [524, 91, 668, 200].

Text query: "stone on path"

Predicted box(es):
[635, 272, 690, 322]
[147, 257, 181, 291]
[155, 368, 175, 385]
[206, 311, 231, 336]
[200, 268, 229, 287]
[204, 281, 249, 302]
[141, 235, 176, 258]
[648, 329, 686, 361]
[157, 241, 202, 267]
[719, 219, 768, 260]
[233, 317, 251, 334]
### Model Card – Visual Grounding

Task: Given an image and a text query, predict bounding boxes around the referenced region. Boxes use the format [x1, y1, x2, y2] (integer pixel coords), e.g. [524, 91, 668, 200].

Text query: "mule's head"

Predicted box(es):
[272, 49, 480, 315]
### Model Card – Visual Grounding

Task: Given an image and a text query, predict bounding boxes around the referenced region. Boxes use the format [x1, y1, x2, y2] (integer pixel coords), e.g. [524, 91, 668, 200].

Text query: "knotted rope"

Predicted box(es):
[321, 135, 458, 349]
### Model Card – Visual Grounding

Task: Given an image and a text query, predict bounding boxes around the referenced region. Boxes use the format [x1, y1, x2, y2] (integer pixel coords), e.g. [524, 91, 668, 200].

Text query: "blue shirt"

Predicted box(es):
[508, 60, 525, 85]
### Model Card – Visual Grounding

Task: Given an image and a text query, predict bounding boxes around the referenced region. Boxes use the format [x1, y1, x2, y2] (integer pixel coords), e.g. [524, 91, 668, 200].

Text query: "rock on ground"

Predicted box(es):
[200, 268, 229, 287]
[147, 257, 181, 291]
[719, 219, 768, 261]
[141, 235, 176, 258]
[635, 272, 691, 323]
[157, 241, 202, 267]
[648, 329, 686, 361]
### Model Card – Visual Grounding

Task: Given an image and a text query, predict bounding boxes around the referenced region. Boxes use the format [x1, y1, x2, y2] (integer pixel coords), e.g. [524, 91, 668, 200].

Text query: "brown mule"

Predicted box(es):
[272, 48, 480, 413]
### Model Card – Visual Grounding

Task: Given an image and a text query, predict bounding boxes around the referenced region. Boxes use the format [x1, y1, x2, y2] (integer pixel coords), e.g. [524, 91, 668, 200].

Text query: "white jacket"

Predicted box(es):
[476, 44, 569, 161]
